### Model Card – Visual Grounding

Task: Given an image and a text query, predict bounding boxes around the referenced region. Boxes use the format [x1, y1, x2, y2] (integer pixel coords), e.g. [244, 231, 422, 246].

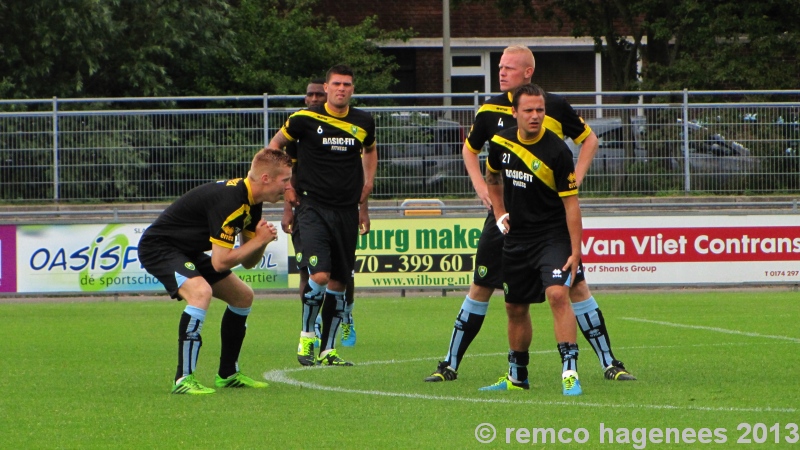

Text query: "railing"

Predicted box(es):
[1, 90, 799, 203]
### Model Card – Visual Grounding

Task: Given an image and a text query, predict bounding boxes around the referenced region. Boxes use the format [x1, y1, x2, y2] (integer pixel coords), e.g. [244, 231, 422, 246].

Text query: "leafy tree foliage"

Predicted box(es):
[0, 0, 411, 99]
[466, 0, 800, 91]
[219, 0, 413, 96]
[0, 0, 235, 98]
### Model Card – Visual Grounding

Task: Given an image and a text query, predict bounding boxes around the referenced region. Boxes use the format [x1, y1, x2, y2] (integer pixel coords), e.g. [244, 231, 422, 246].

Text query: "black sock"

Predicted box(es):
[219, 306, 249, 379]
[176, 308, 204, 382]
[508, 350, 529, 382]
[558, 342, 579, 373]
[444, 296, 488, 370]
[319, 290, 346, 352]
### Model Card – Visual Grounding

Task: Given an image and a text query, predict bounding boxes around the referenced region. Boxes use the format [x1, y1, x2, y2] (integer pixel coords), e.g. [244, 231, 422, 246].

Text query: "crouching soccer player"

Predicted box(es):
[138, 148, 292, 394]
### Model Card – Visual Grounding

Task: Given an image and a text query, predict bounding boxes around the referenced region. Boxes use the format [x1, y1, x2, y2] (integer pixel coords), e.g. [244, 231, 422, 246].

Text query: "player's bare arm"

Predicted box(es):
[360, 143, 377, 204]
[486, 170, 508, 233]
[281, 168, 299, 233]
[561, 194, 583, 282]
[462, 143, 491, 209]
[211, 220, 276, 271]
[359, 198, 370, 235]
[268, 131, 290, 152]
[573, 132, 598, 187]
[281, 200, 294, 234]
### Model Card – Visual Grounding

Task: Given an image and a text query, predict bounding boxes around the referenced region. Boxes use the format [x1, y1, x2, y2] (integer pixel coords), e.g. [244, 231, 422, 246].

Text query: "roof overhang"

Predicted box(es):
[378, 36, 600, 51]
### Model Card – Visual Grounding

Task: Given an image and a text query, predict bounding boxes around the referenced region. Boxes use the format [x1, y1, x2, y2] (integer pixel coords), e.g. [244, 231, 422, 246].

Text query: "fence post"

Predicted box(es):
[264, 92, 270, 147]
[52, 96, 60, 201]
[682, 89, 690, 193]
[473, 90, 479, 115]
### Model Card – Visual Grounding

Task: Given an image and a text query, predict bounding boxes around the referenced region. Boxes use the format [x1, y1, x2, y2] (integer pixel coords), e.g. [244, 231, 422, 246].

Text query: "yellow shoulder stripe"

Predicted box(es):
[477, 103, 512, 116]
[292, 110, 368, 144]
[490, 135, 556, 192]
[543, 116, 564, 139]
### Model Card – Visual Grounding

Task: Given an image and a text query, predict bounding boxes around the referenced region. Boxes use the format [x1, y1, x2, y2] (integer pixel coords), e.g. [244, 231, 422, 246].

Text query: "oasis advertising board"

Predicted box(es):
[2, 214, 798, 295]
[13, 224, 289, 294]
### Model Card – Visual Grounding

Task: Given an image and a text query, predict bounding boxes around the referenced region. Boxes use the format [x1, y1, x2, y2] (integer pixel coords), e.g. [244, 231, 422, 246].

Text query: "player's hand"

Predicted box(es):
[496, 213, 510, 234]
[281, 209, 294, 234]
[359, 206, 371, 235]
[256, 219, 278, 244]
[284, 188, 299, 207]
[562, 254, 581, 287]
[475, 184, 492, 210]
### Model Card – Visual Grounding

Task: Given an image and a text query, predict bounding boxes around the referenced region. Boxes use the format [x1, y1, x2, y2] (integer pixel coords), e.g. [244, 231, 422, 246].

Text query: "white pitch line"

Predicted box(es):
[277, 341, 783, 375]
[620, 317, 800, 343]
[262, 370, 795, 414]
[263, 341, 797, 414]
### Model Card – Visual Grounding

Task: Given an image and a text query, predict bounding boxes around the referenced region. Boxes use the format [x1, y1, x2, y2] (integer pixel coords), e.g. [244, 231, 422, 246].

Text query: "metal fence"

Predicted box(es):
[1, 91, 799, 203]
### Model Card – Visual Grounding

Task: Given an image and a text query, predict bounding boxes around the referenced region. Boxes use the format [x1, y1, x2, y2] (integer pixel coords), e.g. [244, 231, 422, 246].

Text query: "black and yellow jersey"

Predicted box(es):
[486, 126, 577, 243]
[465, 91, 592, 154]
[142, 177, 262, 253]
[280, 103, 376, 208]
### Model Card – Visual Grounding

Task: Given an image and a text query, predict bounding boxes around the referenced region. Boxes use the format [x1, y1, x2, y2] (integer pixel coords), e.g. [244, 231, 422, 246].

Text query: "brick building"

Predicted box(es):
[320, 0, 618, 97]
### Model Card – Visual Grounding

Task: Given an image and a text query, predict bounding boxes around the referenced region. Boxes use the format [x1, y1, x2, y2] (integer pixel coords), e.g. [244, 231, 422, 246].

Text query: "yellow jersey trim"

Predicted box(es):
[243, 177, 255, 205]
[210, 237, 234, 249]
[291, 110, 368, 144]
[324, 103, 349, 118]
[491, 134, 556, 192]
[477, 103, 513, 116]
[559, 189, 578, 197]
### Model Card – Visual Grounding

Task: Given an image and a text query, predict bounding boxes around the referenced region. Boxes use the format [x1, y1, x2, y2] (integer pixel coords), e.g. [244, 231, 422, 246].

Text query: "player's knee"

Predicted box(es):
[469, 283, 493, 302]
[179, 277, 213, 308]
[235, 285, 255, 308]
[505, 302, 529, 320]
[569, 280, 591, 302]
[546, 287, 570, 307]
[309, 271, 331, 286]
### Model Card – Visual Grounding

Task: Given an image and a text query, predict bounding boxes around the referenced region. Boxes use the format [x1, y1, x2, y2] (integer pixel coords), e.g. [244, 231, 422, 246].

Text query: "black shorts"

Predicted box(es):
[138, 235, 231, 300]
[502, 239, 586, 305]
[295, 200, 358, 284]
[473, 211, 504, 289]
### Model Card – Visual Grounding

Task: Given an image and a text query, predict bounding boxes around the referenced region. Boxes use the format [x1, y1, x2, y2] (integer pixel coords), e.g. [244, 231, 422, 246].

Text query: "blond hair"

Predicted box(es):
[249, 148, 292, 180]
[503, 45, 535, 72]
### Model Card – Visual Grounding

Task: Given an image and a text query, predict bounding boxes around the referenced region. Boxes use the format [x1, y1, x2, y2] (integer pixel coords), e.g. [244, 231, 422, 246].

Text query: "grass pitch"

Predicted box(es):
[1, 290, 798, 448]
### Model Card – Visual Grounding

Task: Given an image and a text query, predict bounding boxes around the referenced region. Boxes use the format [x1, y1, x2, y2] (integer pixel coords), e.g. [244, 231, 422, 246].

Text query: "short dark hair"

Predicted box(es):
[309, 77, 325, 85]
[512, 83, 546, 108]
[326, 64, 354, 82]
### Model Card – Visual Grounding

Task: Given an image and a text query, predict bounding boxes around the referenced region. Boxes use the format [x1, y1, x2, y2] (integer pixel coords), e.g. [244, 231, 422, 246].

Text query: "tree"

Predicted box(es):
[0, 0, 235, 99]
[216, 0, 413, 97]
[471, 0, 800, 91]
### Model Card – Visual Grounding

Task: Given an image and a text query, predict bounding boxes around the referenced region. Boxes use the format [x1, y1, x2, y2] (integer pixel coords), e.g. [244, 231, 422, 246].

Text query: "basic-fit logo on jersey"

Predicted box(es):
[185, 262, 196, 270]
[309, 255, 318, 267]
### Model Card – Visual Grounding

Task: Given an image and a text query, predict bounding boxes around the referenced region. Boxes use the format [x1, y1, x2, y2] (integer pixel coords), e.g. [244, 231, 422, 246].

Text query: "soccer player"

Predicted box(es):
[281, 78, 369, 348]
[479, 83, 582, 394]
[425, 45, 635, 383]
[269, 64, 376, 367]
[138, 148, 293, 394]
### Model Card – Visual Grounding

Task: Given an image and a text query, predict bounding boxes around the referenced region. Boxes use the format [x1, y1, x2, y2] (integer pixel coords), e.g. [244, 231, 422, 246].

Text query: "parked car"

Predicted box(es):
[565, 117, 648, 173]
[567, 117, 760, 176]
[377, 113, 466, 190]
